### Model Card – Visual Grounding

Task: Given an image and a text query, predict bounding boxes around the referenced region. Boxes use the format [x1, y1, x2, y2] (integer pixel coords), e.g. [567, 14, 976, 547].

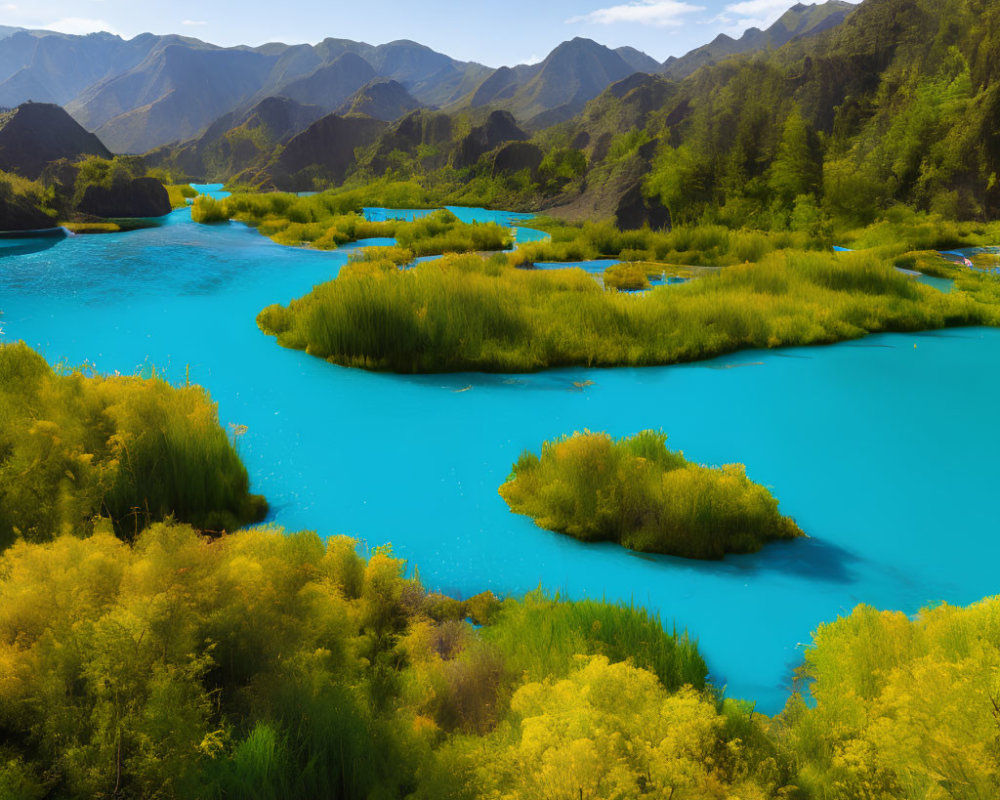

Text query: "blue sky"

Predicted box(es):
[0, 0, 851, 66]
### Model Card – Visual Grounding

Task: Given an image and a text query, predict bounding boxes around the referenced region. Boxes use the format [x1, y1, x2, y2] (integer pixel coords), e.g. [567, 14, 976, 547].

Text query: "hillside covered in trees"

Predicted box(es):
[148, 0, 1000, 231]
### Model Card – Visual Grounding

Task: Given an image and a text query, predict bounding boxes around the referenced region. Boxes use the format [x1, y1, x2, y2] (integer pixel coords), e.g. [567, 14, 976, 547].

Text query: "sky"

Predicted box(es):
[0, 0, 854, 67]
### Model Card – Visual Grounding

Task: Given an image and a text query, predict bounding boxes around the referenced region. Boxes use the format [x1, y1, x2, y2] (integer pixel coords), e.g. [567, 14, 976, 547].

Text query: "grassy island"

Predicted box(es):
[0, 342, 266, 549]
[192, 193, 512, 254]
[257, 245, 1000, 373]
[603, 262, 655, 291]
[499, 430, 802, 559]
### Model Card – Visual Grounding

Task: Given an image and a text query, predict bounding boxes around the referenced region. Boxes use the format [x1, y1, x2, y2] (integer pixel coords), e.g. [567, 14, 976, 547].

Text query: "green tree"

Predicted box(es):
[768, 108, 821, 207]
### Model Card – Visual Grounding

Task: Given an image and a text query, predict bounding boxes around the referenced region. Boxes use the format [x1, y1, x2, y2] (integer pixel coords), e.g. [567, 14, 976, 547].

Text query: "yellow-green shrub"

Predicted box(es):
[0, 342, 266, 548]
[500, 430, 802, 559]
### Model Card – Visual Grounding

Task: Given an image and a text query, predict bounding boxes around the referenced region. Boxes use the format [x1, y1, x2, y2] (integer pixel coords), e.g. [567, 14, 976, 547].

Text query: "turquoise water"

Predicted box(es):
[362, 205, 550, 246]
[917, 274, 956, 292]
[536, 258, 621, 273]
[191, 183, 231, 201]
[2, 201, 999, 713]
[363, 207, 434, 222]
[896, 266, 956, 293]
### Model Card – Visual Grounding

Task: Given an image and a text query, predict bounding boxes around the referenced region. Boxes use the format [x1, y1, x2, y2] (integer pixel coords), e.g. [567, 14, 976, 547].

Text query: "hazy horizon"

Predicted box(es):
[0, 0, 858, 68]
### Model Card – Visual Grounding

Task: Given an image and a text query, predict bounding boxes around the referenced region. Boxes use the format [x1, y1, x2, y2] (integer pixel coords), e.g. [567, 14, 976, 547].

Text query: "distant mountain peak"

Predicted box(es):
[662, 0, 855, 79]
[338, 79, 422, 121]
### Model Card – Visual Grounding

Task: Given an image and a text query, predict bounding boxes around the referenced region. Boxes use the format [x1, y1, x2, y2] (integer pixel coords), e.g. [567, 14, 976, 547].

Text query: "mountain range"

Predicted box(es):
[0, 2, 854, 153]
[2, 0, 997, 231]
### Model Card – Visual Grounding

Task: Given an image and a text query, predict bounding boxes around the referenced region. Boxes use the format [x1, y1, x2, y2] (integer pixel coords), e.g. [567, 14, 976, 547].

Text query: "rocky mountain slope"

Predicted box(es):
[0, 102, 111, 179]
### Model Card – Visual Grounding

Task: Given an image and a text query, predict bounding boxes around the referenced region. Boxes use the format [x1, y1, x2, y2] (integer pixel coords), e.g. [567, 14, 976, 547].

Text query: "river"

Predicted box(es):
[1, 198, 997, 712]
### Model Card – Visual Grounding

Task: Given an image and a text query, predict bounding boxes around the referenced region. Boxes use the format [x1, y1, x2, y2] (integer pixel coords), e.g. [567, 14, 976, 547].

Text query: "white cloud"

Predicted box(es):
[43, 17, 118, 35]
[182, 19, 207, 26]
[568, 0, 704, 27]
[1, 4, 18, 11]
[523, 53, 543, 65]
[725, 0, 795, 15]
[714, 0, 807, 33]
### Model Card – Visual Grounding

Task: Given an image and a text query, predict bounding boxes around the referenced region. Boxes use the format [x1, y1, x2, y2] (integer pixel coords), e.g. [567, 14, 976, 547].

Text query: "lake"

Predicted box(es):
[1, 197, 997, 712]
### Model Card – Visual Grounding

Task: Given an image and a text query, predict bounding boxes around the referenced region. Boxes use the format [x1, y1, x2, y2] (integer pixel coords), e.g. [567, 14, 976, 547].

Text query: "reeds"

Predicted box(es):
[258, 248, 1000, 373]
[484, 590, 708, 691]
[499, 430, 803, 559]
[0, 342, 267, 548]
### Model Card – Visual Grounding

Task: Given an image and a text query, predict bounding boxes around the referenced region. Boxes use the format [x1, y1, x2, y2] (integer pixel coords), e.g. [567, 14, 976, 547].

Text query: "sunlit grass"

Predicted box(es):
[257, 246, 1000, 373]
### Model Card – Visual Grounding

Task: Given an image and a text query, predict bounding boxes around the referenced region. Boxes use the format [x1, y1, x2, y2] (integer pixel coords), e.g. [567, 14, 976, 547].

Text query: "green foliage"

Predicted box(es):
[194, 193, 511, 254]
[1, 483, 999, 799]
[0, 169, 55, 229]
[455, 656, 787, 799]
[0, 342, 267, 548]
[165, 184, 196, 209]
[191, 196, 230, 223]
[71, 155, 146, 207]
[483, 590, 707, 691]
[62, 221, 122, 234]
[537, 148, 586, 193]
[257, 246, 1000, 373]
[512, 218, 814, 267]
[781, 598, 1000, 798]
[606, 128, 652, 162]
[768, 108, 821, 207]
[500, 430, 803, 559]
[603, 262, 653, 291]
[0, 524, 714, 800]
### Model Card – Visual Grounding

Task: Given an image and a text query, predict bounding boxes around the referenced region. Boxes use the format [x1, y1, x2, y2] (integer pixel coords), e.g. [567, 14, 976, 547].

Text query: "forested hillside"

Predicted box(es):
[636, 0, 1000, 224]
[153, 0, 1000, 230]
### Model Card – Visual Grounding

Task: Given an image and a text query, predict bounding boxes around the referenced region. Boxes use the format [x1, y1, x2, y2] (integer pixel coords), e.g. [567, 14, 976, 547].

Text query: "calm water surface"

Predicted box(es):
[2, 199, 998, 712]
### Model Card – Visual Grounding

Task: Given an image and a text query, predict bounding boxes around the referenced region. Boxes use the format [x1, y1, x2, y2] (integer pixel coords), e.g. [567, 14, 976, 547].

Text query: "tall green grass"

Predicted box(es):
[257, 248, 1000, 373]
[192, 195, 511, 255]
[0, 342, 266, 548]
[604, 262, 655, 291]
[484, 590, 708, 691]
[514, 219, 815, 267]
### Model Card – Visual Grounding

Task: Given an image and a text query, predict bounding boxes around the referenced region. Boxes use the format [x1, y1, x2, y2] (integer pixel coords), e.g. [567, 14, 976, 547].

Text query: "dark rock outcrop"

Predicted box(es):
[78, 177, 171, 218]
[261, 113, 388, 190]
[0, 102, 110, 179]
[0, 193, 53, 230]
[369, 110, 453, 173]
[615, 184, 671, 231]
[492, 141, 543, 178]
[455, 110, 527, 169]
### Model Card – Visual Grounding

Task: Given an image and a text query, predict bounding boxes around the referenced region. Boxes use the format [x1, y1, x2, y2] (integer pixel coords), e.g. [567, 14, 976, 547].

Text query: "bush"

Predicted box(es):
[499, 430, 803, 559]
[604, 263, 651, 291]
[0, 342, 266, 548]
[191, 195, 229, 223]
